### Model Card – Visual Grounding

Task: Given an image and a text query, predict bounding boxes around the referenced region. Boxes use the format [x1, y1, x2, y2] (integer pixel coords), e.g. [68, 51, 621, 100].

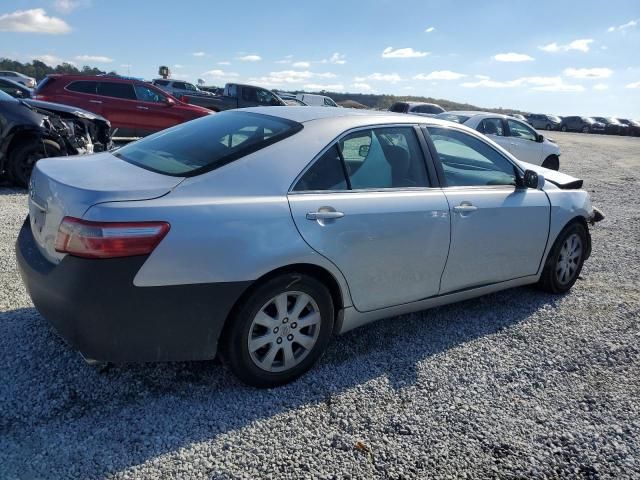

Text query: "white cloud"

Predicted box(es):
[202, 69, 239, 79]
[326, 52, 346, 64]
[414, 70, 466, 81]
[303, 83, 344, 91]
[539, 39, 594, 53]
[0, 8, 70, 34]
[425, 26, 435, 33]
[593, 83, 609, 91]
[626, 81, 640, 89]
[461, 75, 584, 92]
[248, 70, 337, 87]
[192, 52, 206, 57]
[292, 61, 310, 68]
[493, 52, 534, 62]
[31, 54, 65, 66]
[563, 67, 613, 79]
[352, 82, 373, 91]
[355, 72, 402, 83]
[381, 47, 429, 58]
[53, 0, 90, 13]
[75, 54, 113, 63]
[608, 19, 638, 32]
[238, 54, 261, 62]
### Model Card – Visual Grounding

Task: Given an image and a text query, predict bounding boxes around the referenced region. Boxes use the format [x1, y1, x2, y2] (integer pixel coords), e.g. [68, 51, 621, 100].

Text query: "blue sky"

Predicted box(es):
[1, 0, 639, 117]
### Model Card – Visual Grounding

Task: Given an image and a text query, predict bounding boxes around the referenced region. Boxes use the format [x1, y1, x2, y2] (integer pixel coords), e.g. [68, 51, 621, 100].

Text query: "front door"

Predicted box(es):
[505, 118, 543, 165]
[288, 126, 450, 312]
[425, 125, 550, 293]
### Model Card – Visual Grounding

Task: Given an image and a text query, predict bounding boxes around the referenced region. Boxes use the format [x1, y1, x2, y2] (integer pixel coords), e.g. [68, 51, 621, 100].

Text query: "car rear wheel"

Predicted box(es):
[9, 139, 62, 188]
[537, 222, 587, 294]
[545, 124, 552, 130]
[222, 273, 334, 388]
[561, 125, 567, 132]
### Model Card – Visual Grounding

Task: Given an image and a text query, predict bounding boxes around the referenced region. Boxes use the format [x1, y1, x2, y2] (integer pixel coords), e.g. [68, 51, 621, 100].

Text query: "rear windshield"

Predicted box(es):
[435, 113, 471, 124]
[113, 111, 302, 176]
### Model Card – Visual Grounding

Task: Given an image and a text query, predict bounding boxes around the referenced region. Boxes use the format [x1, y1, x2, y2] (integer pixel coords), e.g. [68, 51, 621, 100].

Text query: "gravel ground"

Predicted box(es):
[0, 132, 639, 479]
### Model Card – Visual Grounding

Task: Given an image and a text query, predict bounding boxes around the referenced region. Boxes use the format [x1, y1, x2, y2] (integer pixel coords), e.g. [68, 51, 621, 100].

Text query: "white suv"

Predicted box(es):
[0, 71, 36, 88]
[436, 111, 562, 170]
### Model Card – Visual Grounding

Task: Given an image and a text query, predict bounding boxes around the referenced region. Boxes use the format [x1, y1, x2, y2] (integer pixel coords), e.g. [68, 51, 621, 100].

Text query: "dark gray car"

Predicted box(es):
[526, 114, 562, 131]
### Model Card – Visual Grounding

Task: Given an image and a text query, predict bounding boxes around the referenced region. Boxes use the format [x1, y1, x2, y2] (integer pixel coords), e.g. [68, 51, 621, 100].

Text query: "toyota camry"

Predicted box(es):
[17, 107, 603, 387]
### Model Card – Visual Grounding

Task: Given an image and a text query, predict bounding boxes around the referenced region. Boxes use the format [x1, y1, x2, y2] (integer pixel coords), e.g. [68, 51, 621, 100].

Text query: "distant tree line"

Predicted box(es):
[0, 58, 115, 81]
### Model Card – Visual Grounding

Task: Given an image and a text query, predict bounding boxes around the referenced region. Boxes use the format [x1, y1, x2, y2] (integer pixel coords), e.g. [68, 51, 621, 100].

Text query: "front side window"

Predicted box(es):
[478, 118, 504, 136]
[135, 84, 167, 103]
[323, 97, 337, 107]
[256, 88, 280, 105]
[172, 82, 187, 90]
[507, 119, 537, 141]
[114, 111, 302, 176]
[427, 127, 517, 187]
[294, 127, 429, 191]
[184, 83, 198, 91]
[97, 82, 136, 100]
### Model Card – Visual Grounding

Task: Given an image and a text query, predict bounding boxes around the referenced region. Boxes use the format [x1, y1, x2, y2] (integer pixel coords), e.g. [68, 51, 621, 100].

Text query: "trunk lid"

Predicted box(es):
[28, 151, 183, 263]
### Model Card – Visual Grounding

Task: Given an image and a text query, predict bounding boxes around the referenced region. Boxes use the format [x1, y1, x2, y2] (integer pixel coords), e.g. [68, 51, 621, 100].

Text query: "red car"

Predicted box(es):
[35, 75, 212, 137]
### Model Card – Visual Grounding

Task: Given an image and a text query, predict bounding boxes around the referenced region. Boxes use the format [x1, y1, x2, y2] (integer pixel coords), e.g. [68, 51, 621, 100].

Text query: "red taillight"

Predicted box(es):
[55, 217, 170, 259]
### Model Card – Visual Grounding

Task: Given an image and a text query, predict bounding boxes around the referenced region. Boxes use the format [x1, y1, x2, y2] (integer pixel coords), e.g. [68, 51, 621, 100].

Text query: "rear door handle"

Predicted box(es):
[136, 106, 149, 110]
[306, 211, 345, 220]
[453, 203, 478, 213]
[89, 100, 102, 104]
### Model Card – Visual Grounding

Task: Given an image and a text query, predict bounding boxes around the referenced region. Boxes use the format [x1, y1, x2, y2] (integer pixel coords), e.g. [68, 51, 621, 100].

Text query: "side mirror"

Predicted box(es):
[536, 134, 544, 143]
[523, 169, 545, 189]
[358, 144, 370, 157]
[165, 97, 176, 106]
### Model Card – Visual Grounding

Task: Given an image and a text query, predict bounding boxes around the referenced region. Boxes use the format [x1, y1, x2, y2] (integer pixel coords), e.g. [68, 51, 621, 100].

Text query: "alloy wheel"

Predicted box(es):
[248, 291, 321, 372]
[556, 233, 583, 285]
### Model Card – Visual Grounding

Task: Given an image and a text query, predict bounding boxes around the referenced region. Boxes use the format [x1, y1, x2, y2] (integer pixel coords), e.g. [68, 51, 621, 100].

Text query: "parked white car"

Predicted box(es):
[295, 93, 339, 107]
[435, 111, 561, 170]
[0, 71, 36, 88]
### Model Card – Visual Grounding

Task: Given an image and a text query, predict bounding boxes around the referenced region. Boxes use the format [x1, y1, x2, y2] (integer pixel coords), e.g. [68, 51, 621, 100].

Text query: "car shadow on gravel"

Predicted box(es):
[0, 286, 563, 477]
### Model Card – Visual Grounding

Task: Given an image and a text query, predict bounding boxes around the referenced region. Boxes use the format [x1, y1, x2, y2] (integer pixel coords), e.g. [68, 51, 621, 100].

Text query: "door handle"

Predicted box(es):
[89, 100, 102, 104]
[136, 106, 149, 110]
[453, 203, 478, 213]
[306, 211, 345, 220]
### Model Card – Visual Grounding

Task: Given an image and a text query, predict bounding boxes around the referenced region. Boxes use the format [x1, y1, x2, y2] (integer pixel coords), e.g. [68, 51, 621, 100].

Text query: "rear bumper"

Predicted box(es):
[16, 219, 251, 363]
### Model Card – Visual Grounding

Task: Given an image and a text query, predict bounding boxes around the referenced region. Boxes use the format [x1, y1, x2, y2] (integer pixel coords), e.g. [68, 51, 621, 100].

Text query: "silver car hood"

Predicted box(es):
[517, 160, 583, 190]
[29, 152, 183, 263]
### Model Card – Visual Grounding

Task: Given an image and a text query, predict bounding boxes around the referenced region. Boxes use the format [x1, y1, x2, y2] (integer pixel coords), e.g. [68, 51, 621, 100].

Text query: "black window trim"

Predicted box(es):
[114, 111, 304, 178]
[64, 80, 98, 96]
[289, 123, 438, 194]
[420, 124, 525, 190]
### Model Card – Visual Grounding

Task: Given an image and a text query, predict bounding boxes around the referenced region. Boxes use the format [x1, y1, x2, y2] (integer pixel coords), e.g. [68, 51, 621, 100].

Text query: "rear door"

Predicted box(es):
[424, 126, 550, 293]
[132, 83, 184, 135]
[96, 81, 139, 135]
[288, 125, 450, 312]
[505, 119, 543, 164]
[60, 80, 101, 113]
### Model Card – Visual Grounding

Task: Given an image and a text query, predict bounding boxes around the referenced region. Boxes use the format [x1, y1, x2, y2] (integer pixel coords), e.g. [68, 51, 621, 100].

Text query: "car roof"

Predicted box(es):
[47, 74, 142, 84]
[444, 110, 512, 119]
[238, 106, 455, 127]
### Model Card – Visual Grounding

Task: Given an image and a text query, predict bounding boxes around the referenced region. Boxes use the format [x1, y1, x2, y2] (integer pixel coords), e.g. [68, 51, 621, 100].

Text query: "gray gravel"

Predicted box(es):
[1, 132, 639, 479]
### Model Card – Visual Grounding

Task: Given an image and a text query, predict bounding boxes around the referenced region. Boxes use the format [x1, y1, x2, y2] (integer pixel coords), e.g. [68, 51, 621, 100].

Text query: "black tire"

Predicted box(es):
[9, 139, 62, 188]
[537, 222, 588, 294]
[561, 125, 567, 132]
[222, 273, 334, 388]
[545, 124, 552, 131]
[541, 155, 560, 171]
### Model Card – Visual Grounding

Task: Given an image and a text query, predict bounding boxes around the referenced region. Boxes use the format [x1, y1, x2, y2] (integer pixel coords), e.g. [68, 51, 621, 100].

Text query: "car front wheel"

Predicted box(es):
[538, 222, 588, 294]
[222, 273, 334, 387]
[561, 125, 567, 132]
[9, 139, 62, 188]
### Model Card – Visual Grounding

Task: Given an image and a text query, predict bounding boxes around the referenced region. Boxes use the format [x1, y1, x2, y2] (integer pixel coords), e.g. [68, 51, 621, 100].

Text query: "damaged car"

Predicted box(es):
[0, 89, 112, 187]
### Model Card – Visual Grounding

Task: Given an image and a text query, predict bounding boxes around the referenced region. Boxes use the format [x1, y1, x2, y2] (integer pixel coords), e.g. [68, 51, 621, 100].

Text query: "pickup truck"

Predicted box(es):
[177, 83, 286, 111]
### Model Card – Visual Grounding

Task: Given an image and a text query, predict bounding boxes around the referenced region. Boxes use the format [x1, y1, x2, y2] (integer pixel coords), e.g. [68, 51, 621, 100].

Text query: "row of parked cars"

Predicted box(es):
[524, 113, 639, 136]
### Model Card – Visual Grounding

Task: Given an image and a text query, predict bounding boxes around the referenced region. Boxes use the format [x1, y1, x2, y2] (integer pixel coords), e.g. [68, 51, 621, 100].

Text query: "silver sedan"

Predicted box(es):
[17, 107, 603, 387]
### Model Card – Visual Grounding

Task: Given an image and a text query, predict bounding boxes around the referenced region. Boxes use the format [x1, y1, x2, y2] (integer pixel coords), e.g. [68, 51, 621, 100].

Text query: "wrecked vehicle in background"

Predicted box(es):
[0, 89, 112, 187]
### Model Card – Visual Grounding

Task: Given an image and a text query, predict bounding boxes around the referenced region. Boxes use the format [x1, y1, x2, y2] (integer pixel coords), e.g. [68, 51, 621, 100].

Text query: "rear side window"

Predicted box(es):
[97, 82, 136, 100]
[478, 118, 504, 136]
[154, 80, 169, 86]
[114, 111, 303, 176]
[66, 80, 97, 94]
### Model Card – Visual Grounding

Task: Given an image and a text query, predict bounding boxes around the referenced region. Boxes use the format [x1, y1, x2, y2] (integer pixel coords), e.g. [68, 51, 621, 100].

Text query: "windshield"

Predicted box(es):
[113, 111, 302, 176]
[435, 113, 471, 124]
[548, 115, 561, 122]
[0, 89, 16, 101]
[582, 117, 595, 123]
